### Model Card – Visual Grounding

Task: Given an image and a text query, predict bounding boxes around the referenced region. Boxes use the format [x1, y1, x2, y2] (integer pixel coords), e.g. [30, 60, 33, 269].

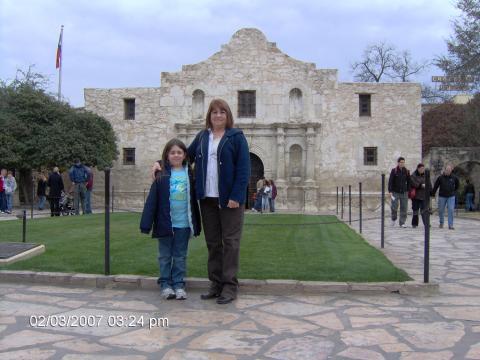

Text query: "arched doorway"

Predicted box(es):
[247, 153, 264, 209]
[453, 161, 480, 207]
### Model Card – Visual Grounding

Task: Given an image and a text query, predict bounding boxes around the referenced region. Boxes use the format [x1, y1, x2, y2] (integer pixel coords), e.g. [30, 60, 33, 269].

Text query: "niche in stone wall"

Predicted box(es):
[192, 89, 205, 120]
[289, 88, 303, 119]
[289, 144, 303, 183]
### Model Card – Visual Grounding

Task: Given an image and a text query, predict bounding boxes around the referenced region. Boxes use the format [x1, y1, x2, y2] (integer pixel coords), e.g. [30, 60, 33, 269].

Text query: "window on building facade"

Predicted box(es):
[289, 88, 303, 118]
[363, 147, 377, 166]
[238, 90, 256, 117]
[123, 148, 136, 165]
[359, 94, 371, 117]
[124, 98, 135, 120]
[192, 89, 205, 119]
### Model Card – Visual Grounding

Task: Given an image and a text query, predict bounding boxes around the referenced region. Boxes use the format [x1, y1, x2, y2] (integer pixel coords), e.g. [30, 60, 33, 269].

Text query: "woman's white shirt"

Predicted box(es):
[205, 130, 220, 197]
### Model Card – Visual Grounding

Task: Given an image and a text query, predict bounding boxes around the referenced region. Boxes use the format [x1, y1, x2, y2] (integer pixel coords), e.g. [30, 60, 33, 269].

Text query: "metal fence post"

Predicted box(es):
[111, 185, 115, 213]
[348, 185, 352, 225]
[359, 182, 362, 234]
[336, 186, 339, 215]
[424, 169, 431, 283]
[104, 168, 111, 276]
[22, 210, 27, 242]
[31, 175, 35, 219]
[341, 186, 344, 220]
[381, 174, 385, 248]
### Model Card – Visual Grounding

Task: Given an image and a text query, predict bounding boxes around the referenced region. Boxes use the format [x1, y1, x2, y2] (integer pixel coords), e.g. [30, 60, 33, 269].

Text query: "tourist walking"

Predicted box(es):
[388, 157, 410, 228]
[47, 167, 64, 217]
[4, 171, 17, 214]
[432, 165, 459, 229]
[37, 175, 48, 210]
[269, 179, 277, 212]
[0, 169, 7, 213]
[409, 164, 430, 228]
[68, 159, 89, 215]
[262, 180, 271, 212]
[85, 165, 93, 214]
[464, 179, 475, 211]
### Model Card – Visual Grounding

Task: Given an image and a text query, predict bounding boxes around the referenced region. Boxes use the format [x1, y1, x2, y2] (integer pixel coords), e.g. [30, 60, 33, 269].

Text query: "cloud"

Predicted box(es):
[0, 0, 459, 106]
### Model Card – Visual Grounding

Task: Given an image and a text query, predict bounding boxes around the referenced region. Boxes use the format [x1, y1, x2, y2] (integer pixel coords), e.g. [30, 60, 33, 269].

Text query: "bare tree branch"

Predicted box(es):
[351, 42, 397, 82]
[352, 43, 428, 83]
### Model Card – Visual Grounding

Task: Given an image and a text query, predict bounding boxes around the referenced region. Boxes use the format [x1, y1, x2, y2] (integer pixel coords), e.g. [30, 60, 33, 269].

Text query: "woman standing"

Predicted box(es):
[269, 179, 277, 212]
[47, 167, 64, 216]
[189, 99, 250, 304]
[152, 99, 250, 304]
[409, 163, 430, 228]
[37, 175, 48, 210]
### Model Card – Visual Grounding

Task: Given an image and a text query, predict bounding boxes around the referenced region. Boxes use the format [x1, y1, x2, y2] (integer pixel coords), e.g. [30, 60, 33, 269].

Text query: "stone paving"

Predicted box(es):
[0, 215, 480, 359]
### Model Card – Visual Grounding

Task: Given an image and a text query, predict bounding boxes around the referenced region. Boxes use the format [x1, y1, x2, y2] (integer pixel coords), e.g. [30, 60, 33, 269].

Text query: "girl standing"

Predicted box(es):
[140, 139, 201, 300]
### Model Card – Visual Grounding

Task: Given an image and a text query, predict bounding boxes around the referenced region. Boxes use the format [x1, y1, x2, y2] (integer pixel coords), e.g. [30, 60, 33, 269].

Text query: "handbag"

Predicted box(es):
[408, 187, 416, 200]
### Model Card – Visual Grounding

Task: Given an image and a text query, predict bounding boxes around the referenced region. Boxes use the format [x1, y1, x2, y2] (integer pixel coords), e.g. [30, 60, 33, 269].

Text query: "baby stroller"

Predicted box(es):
[59, 191, 75, 216]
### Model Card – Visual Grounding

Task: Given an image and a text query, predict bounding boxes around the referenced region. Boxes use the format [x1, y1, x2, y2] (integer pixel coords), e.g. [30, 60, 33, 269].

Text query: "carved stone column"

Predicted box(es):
[304, 126, 318, 212]
[275, 126, 287, 210]
[305, 126, 316, 183]
[276, 127, 286, 182]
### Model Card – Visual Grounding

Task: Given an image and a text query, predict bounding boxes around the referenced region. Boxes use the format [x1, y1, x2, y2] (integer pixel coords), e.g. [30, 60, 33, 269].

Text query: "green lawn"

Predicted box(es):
[0, 213, 410, 282]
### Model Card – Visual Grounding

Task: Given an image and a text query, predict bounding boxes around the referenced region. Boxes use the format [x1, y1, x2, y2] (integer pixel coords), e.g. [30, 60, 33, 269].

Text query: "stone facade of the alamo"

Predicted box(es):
[84, 28, 421, 211]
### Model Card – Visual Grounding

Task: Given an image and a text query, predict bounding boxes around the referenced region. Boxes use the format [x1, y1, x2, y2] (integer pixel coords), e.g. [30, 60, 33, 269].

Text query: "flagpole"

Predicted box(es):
[57, 25, 64, 101]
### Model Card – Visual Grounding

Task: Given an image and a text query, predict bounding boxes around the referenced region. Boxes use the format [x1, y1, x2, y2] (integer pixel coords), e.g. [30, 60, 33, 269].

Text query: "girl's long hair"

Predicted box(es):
[161, 138, 190, 175]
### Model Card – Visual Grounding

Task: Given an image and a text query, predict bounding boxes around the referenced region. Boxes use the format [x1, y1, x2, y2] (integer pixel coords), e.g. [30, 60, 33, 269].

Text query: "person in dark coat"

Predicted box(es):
[432, 165, 459, 230]
[151, 99, 250, 304]
[464, 179, 475, 211]
[409, 163, 431, 228]
[47, 167, 64, 216]
[388, 157, 410, 227]
[37, 175, 48, 210]
[140, 139, 201, 301]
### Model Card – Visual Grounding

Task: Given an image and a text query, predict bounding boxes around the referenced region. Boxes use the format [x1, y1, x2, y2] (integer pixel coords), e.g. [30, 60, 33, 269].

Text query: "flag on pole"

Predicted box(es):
[56, 26, 63, 69]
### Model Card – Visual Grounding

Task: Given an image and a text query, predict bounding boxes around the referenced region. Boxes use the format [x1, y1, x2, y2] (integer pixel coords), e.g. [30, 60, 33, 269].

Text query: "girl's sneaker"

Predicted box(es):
[175, 288, 187, 300]
[161, 287, 175, 300]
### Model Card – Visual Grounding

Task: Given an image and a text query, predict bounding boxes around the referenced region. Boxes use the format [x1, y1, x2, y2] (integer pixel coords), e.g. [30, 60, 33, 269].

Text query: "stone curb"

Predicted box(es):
[0, 270, 439, 295]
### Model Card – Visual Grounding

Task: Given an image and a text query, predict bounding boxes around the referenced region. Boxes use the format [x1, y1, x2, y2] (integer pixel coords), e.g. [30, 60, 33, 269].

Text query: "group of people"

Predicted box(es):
[141, 99, 250, 304]
[252, 177, 277, 213]
[388, 156, 469, 230]
[35, 160, 93, 216]
[0, 168, 17, 214]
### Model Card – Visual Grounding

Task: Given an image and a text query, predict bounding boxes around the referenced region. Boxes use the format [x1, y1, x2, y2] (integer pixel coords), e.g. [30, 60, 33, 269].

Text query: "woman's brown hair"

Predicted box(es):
[205, 99, 234, 129]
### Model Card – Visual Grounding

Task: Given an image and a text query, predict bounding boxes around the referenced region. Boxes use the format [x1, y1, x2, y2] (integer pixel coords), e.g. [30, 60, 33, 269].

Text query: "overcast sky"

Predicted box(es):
[0, 0, 459, 107]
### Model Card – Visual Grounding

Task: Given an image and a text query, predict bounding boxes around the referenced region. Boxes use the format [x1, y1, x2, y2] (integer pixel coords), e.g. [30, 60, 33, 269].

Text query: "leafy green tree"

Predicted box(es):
[0, 68, 118, 203]
[436, 0, 480, 90]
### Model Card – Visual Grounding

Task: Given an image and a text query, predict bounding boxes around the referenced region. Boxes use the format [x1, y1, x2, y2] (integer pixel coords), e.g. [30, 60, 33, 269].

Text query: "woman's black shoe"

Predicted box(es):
[216, 295, 235, 304]
[200, 290, 221, 300]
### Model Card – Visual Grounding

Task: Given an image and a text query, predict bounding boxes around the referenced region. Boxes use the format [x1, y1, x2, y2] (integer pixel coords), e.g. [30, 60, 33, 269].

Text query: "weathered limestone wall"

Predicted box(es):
[84, 28, 422, 211]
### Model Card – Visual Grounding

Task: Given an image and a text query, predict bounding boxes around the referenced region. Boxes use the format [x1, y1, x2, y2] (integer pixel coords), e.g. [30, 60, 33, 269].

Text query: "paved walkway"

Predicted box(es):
[1, 215, 480, 359]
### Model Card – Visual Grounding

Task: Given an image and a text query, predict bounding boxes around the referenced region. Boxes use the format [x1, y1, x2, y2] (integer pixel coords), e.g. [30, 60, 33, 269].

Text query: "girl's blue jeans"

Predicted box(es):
[157, 227, 190, 290]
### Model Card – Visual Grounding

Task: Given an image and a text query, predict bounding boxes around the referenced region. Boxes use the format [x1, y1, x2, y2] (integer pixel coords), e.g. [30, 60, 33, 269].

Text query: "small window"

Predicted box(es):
[123, 148, 135, 165]
[124, 98, 135, 120]
[238, 90, 256, 117]
[359, 94, 371, 116]
[364, 147, 377, 166]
